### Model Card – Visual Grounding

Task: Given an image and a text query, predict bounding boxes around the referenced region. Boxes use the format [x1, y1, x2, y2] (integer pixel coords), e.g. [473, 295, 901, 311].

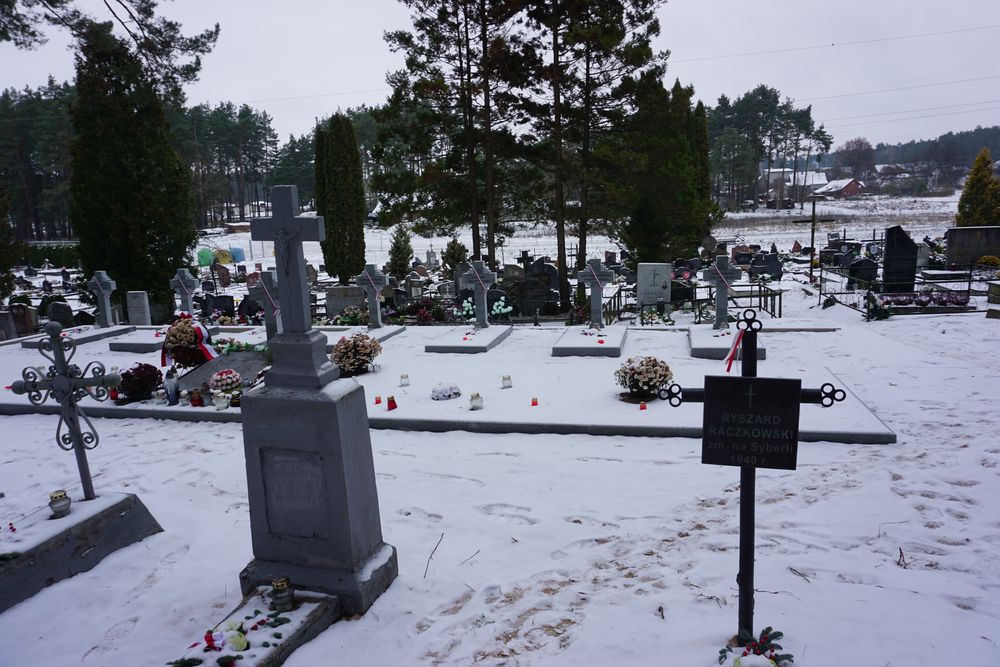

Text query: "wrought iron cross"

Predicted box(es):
[9, 322, 120, 500]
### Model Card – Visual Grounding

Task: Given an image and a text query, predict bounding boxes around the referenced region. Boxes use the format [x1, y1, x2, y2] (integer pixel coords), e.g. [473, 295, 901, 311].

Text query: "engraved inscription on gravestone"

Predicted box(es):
[702, 375, 802, 470]
[261, 447, 332, 541]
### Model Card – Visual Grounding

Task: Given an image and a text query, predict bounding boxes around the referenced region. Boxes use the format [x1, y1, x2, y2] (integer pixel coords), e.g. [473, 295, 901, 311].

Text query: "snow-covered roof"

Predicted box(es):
[785, 171, 828, 187]
[815, 178, 865, 194]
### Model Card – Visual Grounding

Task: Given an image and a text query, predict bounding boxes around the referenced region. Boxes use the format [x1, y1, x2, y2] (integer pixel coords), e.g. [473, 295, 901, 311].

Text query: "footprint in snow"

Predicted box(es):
[476, 503, 537, 525]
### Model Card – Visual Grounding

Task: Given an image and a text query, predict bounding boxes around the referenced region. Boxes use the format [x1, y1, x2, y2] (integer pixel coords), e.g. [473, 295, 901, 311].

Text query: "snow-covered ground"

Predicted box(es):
[3, 197, 1000, 666]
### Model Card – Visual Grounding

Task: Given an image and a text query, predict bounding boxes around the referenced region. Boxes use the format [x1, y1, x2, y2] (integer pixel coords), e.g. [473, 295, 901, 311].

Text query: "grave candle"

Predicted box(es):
[501, 375, 512, 389]
[531, 397, 538, 406]
[387, 395, 397, 411]
[48, 490, 71, 519]
[190, 389, 204, 407]
[374, 395, 382, 405]
[640, 402, 647, 411]
[399, 374, 409, 387]
[469, 393, 483, 411]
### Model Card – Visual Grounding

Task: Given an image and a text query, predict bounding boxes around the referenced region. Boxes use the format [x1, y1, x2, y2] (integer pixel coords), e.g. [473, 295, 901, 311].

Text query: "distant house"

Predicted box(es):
[815, 178, 866, 198]
[785, 171, 828, 191]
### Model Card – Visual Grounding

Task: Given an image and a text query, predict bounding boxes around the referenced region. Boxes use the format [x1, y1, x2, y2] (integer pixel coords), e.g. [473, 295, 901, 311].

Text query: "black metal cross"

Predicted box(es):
[9, 322, 121, 500]
[659, 309, 846, 644]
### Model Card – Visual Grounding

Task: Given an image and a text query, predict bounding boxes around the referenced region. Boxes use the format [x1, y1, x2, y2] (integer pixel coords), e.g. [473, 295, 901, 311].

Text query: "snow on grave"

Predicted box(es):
[178, 349, 269, 393]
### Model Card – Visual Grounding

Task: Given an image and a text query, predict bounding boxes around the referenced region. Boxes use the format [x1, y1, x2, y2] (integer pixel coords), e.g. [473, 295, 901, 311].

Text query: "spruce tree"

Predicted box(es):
[387, 224, 413, 281]
[317, 114, 366, 284]
[69, 23, 194, 315]
[314, 123, 327, 215]
[956, 148, 999, 227]
[0, 185, 19, 299]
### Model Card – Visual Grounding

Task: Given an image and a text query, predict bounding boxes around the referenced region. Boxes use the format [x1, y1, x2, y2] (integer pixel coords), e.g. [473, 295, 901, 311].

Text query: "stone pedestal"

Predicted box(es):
[240, 379, 398, 615]
[126, 291, 152, 325]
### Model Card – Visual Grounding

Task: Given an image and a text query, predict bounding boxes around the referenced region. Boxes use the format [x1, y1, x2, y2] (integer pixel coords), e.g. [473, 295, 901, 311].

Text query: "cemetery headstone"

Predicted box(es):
[847, 257, 878, 290]
[10, 305, 37, 336]
[604, 250, 618, 265]
[325, 286, 366, 317]
[245, 271, 260, 289]
[699, 256, 741, 330]
[503, 264, 526, 282]
[636, 263, 672, 308]
[883, 225, 918, 293]
[241, 184, 397, 616]
[86, 271, 116, 328]
[762, 253, 783, 279]
[208, 294, 236, 317]
[248, 270, 281, 339]
[405, 272, 424, 301]
[237, 296, 262, 322]
[306, 264, 318, 284]
[48, 301, 75, 328]
[356, 264, 388, 329]
[0, 310, 18, 340]
[414, 264, 429, 278]
[126, 291, 152, 325]
[170, 268, 198, 314]
[462, 260, 497, 328]
[437, 280, 456, 298]
[836, 250, 857, 269]
[792, 240, 802, 254]
[916, 244, 930, 269]
[577, 258, 614, 328]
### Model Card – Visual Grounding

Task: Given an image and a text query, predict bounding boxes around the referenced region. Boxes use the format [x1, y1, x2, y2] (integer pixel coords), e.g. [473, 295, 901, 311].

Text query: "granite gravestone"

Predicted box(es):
[462, 260, 497, 328]
[356, 264, 388, 329]
[170, 269, 198, 314]
[326, 286, 366, 317]
[10, 304, 38, 336]
[699, 257, 742, 330]
[48, 301, 75, 328]
[248, 270, 281, 339]
[0, 310, 16, 340]
[633, 263, 670, 311]
[883, 225, 918, 293]
[847, 257, 878, 291]
[86, 271, 116, 328]
[237, 296, 262, 322]
[241, 184, 397, 616]
[126, 291, 152, 325]
[214, 262, 232, 288]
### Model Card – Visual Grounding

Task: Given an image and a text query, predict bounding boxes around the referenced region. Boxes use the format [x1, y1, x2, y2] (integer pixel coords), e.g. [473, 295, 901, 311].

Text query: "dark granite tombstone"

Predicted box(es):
[689, 258, 703, 271]
[502, 264, 526, 282]
[0, 310, 16, 340]
[208, 294, 236, 317]
[24, 266, 37, 278]
[519, 280, 558, 316]
[527, 258, 558, 287]
[749, 244, 761, 253]
[73, 310, 96, 326]
[847, 257, 878, 290]
[237, 264, 247, 276]
[673, 258, 690, 270]
[179, 350, 266, 392]
[819, 249, 838, 265]
[201, 280, 214, 293]
[762, 253, 783, 279]
[238, 297, 262, 320]
[48, 301, 75, 327]
[487, 288, 509, 313]
[604, 251, 617, 265]
[836, 250, 856, 269]
[883, 225, 918, 293]
[10, 304, 38, 336]
[734, 251, 754, 266]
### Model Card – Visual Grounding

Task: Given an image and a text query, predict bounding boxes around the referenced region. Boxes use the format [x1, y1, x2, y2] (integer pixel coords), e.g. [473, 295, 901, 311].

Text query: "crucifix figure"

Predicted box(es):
[356, 264, 388, 329]
[86, 271, 116, 328]
[169, 268, 198, 314]
[9, 322, 120, 500]
[251, 186, 337, 388]
[699, 256, 742, 330]
[248, 270, 282, 340]
[461, 260, 497, 329]
[577, 258, 614, 329]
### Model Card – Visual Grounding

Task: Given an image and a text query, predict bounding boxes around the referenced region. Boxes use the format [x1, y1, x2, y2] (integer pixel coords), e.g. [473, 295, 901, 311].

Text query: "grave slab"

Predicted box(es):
[0, 492, 162, 614]
[688, 326, 767, 360]
[552, 326, 627, 357]
[20, 324, 135, 349]
[170, 587, 339, 667]
[321, 325, 406, 352]
[179, 350, 270, 391]
[424, 325, 513, 354]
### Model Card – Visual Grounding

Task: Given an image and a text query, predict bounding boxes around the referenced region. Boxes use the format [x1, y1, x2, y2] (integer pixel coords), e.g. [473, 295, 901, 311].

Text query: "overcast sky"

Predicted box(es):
[1, 0, 998, 149]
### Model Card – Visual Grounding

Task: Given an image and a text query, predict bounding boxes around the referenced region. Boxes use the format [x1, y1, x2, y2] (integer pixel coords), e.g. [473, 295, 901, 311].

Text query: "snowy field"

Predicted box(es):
[3, 196, 1000, 666]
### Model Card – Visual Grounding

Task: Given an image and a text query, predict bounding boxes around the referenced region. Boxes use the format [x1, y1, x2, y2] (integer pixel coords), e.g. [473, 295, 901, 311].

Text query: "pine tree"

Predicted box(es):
[317, 114, 366, 284]
[314, 123, 327, 216]
[70, 23, 194, 316]
[956, 148, 999, 227]
[0, 184, 19, 299]
[387, 224, 413, 281]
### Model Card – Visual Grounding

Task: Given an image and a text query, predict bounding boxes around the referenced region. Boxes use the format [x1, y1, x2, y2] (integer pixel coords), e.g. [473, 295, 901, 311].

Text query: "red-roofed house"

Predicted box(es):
[815, 178, 866, 198]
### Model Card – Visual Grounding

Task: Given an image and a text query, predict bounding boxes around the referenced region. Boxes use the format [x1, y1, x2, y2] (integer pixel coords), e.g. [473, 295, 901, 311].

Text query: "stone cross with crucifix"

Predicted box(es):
[170, 268, 198, 314]
[86, 271, 116, 328]
[577, 258, 614, 328]
[248, 270, 281, 340]
[699, 255, 742, 330]
[250, 185, 337, 388]
[9, 322, 120, 500]
[356, 264, 388, 329]
[462, 260, 497, 329]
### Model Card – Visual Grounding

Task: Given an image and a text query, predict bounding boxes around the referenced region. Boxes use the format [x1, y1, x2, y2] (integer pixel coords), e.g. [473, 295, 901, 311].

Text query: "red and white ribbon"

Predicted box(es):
[258, 278, 280, 318]
[587, 263, 604, 292]
[725, 329, 745, 373]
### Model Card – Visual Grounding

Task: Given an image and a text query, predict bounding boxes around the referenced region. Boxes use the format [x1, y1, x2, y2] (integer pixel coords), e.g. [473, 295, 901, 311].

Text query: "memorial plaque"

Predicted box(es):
[636, 263, 671, 305]
[702, 375, 802, 470]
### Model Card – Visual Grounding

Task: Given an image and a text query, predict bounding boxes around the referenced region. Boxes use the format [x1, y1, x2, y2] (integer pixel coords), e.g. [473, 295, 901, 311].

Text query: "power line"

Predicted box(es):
[802, 74, 1000, 102]
[826, 105, 1000, 130]
[822, 98, 1000, 122]
[672, 24, 1000, 63]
